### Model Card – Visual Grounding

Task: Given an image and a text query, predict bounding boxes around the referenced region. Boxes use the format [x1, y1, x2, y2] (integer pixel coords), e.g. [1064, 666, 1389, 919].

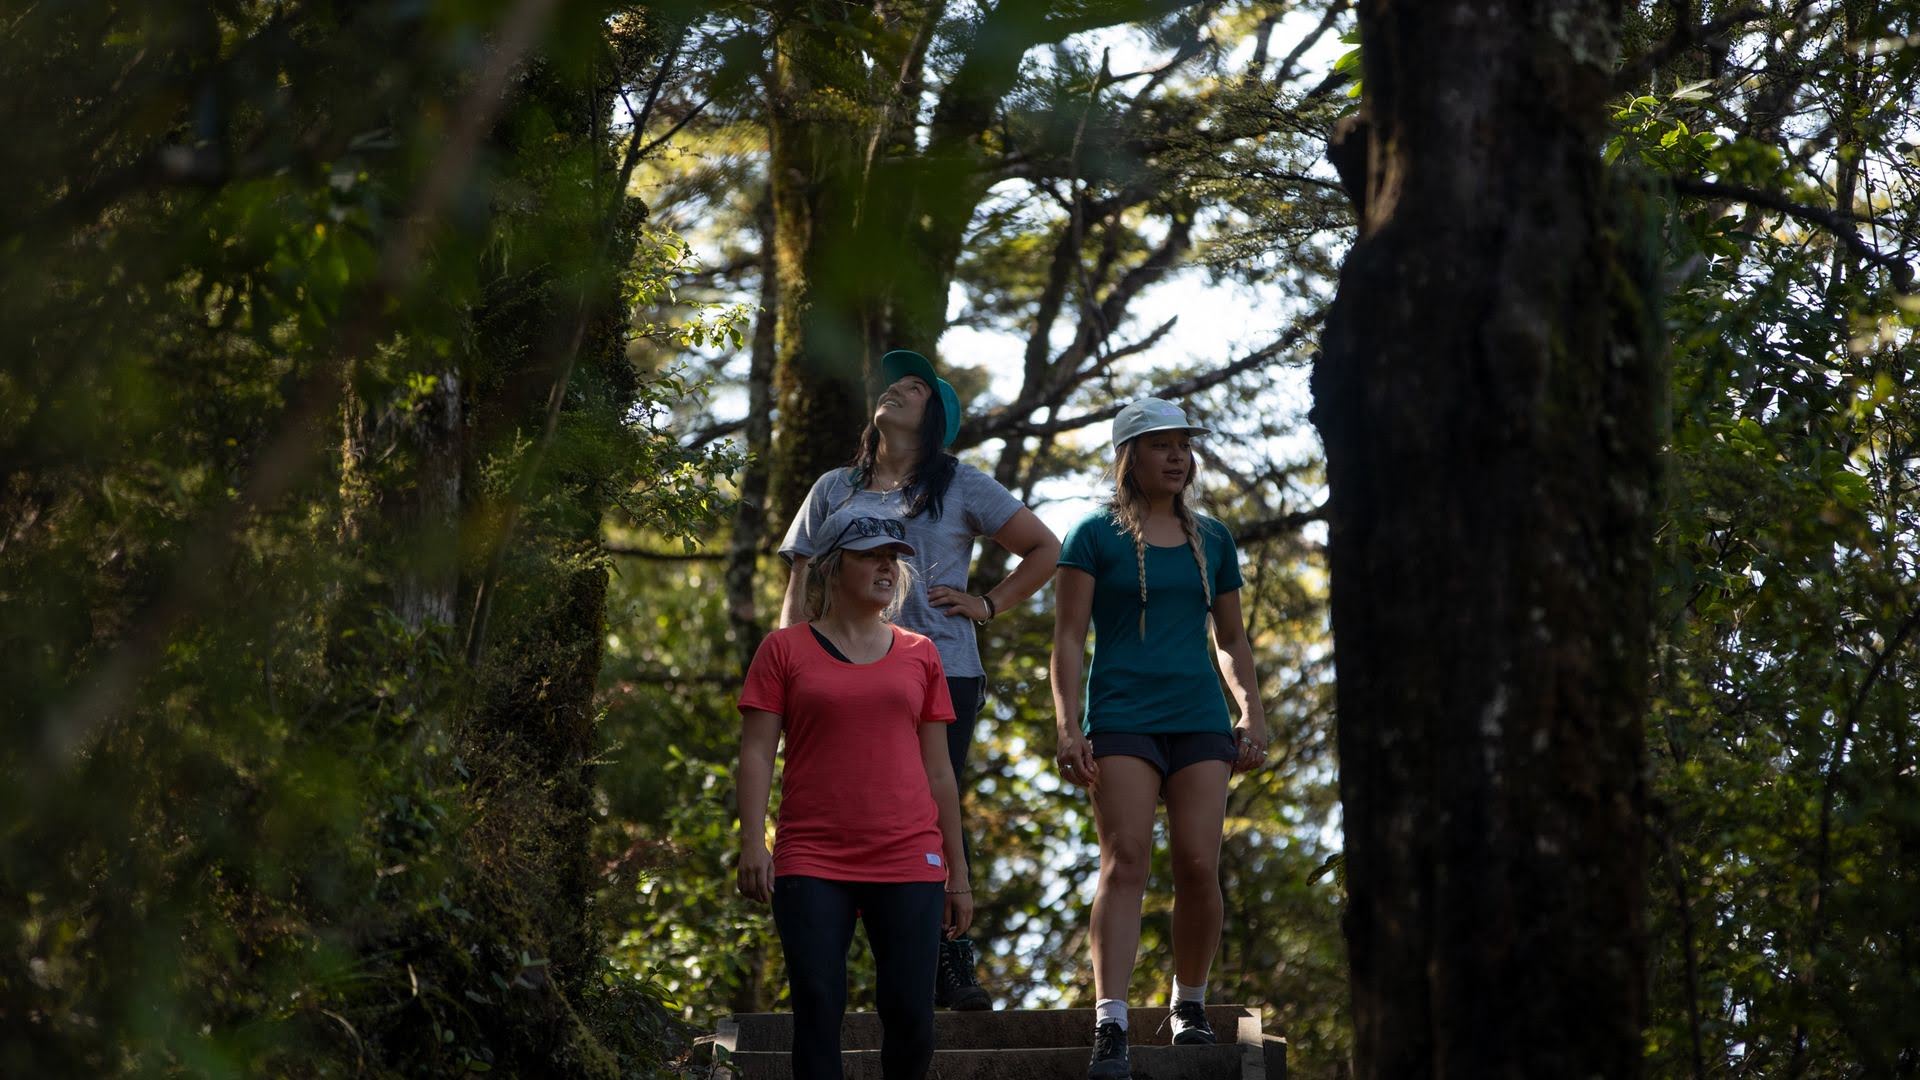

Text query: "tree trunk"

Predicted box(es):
[768, 4, 872, 526]
[726, 194, 779, 674]
[339, 364, 464, 633]
[457, 51, 649, 1017]
[1313, 4, 1657, 1077]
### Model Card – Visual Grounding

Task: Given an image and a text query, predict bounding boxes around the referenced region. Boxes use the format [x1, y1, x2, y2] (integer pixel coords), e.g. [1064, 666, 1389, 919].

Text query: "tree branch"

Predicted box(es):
[1669, 175, 1915, 292]
[1035, 210, 1194, 409]
[632, 93, 713, 160]
[1120, 2, 1221, 123]
[1235, 504, 1328, 544]
[1270, 0, 1350, 88]
[681, 417, 747, 449]
[1815, 596, 1920, 916]
[1093, 316, 1180, 366]
[1020, 214, 1083, 388]
[931, 0, 1204, 145]
[957, 309, 1322, 446]
[1611, 2, 1810, 95]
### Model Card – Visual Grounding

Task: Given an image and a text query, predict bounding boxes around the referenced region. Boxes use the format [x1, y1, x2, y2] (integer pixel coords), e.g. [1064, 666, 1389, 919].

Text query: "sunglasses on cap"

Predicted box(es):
[826, 516, 907, 551]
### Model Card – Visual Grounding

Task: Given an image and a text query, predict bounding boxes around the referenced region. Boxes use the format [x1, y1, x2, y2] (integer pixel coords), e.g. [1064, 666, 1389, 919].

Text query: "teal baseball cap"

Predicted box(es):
[1111, 396, 1210, 450]
[880, 349, 962, 447]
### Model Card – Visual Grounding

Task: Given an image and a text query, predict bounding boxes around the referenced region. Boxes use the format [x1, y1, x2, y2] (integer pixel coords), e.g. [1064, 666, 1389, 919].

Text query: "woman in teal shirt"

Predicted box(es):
[1049, 397, 1271, 1080]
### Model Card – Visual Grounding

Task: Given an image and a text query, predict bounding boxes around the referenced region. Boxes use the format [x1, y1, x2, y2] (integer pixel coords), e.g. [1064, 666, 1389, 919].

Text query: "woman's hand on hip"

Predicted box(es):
[737, 843, 774, 904]
[927, 585, 988, 621]
[929, 584, 990, 618]
[1054, 729, 1100, 789]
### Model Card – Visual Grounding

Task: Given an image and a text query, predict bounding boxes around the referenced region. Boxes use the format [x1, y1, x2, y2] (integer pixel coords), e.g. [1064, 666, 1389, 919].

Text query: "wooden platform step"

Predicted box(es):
[708, 1004, 1287, 1079]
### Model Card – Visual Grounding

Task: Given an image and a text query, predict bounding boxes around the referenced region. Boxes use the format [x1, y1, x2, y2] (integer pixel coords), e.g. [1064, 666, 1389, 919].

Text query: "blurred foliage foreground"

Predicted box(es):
[3, 2, 741, 1075]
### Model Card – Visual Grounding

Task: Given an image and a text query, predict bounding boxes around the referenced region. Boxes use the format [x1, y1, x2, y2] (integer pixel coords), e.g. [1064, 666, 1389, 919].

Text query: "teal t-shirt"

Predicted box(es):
[1057, 509, 1243, 736]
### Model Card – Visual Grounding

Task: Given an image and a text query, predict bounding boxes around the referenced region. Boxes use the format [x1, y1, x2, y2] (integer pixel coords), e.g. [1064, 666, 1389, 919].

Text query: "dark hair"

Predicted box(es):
[847, 387, 957, 520]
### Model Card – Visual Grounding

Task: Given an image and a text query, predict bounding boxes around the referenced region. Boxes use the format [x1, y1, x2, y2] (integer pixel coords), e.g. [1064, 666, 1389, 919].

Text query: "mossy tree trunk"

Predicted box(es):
[727, 193, 780, 677]
[448, 49, 651, 1066]
[339, 358, 464, 634]
[767, 2, 872, 526]
[1314, 3, 1659, 1076]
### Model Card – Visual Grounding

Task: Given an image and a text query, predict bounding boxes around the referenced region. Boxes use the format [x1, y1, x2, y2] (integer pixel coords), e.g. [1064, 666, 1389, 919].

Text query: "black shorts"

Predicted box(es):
[1089, 730, 1236, 784]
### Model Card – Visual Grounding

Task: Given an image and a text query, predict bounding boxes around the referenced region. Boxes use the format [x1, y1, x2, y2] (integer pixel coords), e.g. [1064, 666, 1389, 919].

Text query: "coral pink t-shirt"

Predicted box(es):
[738, 624, 956, 883]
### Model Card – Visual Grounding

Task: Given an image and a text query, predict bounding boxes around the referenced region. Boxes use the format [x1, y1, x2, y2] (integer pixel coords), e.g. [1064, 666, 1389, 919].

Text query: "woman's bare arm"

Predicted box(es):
[920, 722, 973, 936]
[1050, 567, 1099, 786]
[1210, 589, 1270, 774]
[736, 709, 782, 901]
[779, 556, 810, 628]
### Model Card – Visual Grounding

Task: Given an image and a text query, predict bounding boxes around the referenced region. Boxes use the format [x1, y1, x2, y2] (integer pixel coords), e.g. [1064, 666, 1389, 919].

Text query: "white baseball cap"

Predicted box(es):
[1110, 397, 1211, 449]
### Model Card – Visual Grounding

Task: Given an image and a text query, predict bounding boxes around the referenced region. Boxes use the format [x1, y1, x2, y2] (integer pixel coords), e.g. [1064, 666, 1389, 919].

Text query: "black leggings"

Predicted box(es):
[772, 876, 944, 1080]
[943, 676, 985, 860]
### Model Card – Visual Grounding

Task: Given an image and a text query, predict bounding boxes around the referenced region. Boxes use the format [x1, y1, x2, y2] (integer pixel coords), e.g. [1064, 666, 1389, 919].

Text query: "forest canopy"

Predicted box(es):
[2, 1, 1915, 1077]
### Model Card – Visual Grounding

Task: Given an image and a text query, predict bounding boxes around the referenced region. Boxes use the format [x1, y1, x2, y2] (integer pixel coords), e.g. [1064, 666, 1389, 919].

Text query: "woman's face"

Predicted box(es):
[874, 375, 931, 432]
[833, 546, 906, 610]
[1128, 431, 1194, 499]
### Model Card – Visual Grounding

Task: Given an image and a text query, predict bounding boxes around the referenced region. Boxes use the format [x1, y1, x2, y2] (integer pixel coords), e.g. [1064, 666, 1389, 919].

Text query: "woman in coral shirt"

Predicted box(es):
[737, 506, 974, 1080]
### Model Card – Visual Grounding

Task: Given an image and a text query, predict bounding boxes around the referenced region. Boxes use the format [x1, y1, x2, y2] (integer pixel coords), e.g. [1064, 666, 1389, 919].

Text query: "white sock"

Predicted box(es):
[1173, 977, 1206, 1005]
[1095, 998, 1128, 1031]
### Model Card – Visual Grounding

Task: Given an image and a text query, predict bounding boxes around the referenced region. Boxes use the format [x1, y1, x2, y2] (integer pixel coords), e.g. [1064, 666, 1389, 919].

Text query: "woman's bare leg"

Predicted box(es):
[1089, 756, 1163, 1002]
[1163, 760, 1230, 987]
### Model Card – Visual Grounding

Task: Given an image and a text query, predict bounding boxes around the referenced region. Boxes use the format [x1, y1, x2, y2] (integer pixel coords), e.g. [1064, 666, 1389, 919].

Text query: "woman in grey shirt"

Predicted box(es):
[778, 348, 1060, 1010]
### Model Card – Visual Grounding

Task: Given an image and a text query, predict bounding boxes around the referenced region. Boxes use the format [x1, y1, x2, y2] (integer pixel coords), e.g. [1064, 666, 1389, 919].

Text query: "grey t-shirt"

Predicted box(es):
[779, 462, 1024, 678]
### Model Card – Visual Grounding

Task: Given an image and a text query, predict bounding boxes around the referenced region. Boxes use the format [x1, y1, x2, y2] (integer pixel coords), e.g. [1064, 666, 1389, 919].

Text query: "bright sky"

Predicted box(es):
[945, 265, 1322, 541]
[955, 17, 1340, 538]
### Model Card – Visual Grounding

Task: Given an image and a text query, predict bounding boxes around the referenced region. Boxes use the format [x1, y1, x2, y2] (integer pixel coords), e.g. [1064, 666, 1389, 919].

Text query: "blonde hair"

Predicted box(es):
[1107, 437, 1212, 639]
[805, 547, 915, 622]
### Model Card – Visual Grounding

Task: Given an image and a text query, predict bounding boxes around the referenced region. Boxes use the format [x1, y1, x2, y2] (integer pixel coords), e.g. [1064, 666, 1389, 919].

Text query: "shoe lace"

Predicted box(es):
[939, 941, 979, 992]
[1094, 1022, 1128, 1057]
[1171, 1000, 1209, 1031]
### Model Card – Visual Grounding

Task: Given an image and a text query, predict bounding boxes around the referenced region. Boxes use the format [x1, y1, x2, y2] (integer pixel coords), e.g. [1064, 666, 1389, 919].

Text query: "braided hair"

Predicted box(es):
[1106, 437, 1212, 639]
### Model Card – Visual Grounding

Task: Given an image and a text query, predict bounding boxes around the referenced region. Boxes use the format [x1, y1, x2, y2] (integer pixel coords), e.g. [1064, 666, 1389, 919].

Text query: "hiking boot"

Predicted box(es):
[934, 937, 991, 1011]
[1088, 1020, 1130, 1079]
[1169, 999, 1215, 1045]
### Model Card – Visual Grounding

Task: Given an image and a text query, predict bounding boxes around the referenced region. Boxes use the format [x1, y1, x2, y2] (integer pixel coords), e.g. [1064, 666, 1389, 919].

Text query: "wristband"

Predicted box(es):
[974, 594, 996, 626]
